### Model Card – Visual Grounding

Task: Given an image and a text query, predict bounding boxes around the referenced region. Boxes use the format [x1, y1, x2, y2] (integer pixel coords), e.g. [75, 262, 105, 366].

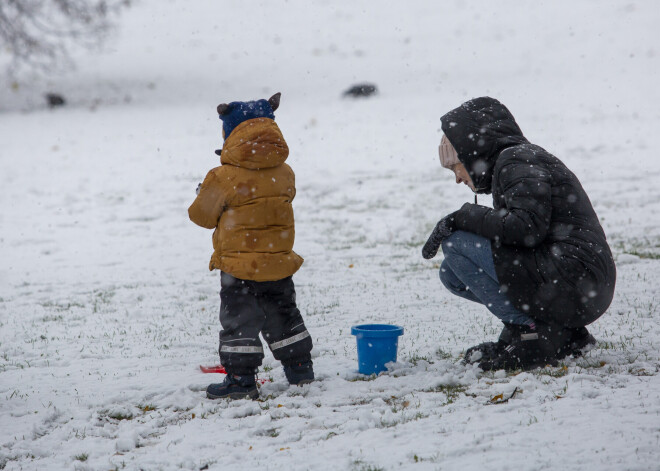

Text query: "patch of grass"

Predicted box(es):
[425, 384, 467, 404]
[413, 453, 438, 464]
[74, 453, 89, 462]
[623, 249, 660, 260]
[348, 374, 378, 382]
[408, 353, 434, 366]
[351, 460, 385, 471]
[598, 339, 619, 350]
[384, 395, 417, 413]
[7, 389, 28, 400]
[39, 302, 84, 312]
[108, 411, 133, 421]
[616, 237, 660, 260]
[254, 427, 280, 437]
[348, 397, 371, 406]
[628, 366, 657, 377]
[574, 359, 607, 370]
[534, 365, 569, 378]
[401, 261, 436, 274]
[99, 409, 134, 422]
[435, 347, 452, 360]
[92, 288, 116, 313]
[397, 239, 423, 249]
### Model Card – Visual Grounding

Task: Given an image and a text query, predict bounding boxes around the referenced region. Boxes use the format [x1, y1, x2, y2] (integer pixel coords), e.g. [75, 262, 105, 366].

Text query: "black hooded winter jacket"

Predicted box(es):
[441, 97, 616, 327]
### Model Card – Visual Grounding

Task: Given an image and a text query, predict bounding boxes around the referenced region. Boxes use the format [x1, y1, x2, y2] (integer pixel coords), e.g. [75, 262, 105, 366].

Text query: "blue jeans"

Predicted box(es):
[440, 231, 534, 326]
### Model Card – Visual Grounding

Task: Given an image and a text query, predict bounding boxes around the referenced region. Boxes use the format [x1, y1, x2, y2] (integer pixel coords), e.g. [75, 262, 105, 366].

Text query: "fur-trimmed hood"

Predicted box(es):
[440, 97, 528, 194]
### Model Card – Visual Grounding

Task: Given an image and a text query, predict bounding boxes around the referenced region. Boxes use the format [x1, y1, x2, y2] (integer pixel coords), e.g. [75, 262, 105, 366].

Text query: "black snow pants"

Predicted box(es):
[218, 272, 313, 375]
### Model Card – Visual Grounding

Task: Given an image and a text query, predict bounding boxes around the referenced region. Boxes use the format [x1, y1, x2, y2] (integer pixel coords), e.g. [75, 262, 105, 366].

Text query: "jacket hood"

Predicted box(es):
[440, 97, 527, 194]
[220, 118, 289, 169]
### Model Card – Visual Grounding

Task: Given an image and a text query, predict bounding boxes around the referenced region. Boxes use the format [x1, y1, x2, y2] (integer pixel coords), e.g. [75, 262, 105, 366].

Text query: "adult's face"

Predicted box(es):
[450, 162, 476, 192]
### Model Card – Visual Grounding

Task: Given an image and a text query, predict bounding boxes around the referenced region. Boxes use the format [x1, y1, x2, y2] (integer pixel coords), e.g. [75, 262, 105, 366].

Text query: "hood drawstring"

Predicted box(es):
[474, 194, 478, 204]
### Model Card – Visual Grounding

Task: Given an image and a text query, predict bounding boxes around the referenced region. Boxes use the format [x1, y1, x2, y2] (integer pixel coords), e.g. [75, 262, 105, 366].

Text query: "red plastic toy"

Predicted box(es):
[199, 364, 271, 384]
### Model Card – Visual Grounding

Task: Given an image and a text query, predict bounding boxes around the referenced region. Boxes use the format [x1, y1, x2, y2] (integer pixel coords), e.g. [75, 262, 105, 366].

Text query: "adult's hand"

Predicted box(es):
[422, 211, 458, 259]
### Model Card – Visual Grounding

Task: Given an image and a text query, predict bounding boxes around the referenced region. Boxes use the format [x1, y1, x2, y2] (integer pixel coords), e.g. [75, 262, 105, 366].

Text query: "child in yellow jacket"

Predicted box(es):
[189, 93, 313, 400]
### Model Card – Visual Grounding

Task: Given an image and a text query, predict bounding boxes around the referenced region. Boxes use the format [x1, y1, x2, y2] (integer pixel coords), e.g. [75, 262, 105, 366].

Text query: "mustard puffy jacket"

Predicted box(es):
[188, 118, 303, 281]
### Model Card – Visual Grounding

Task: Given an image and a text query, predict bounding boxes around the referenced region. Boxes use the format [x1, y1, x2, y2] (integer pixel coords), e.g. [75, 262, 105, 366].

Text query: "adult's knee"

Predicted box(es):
[441, 230, 467, 257]
[439, 259, 461, 292]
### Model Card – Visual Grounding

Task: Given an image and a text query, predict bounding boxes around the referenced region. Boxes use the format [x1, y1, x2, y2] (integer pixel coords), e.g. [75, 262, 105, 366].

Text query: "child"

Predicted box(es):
[189, 93, 314, 399]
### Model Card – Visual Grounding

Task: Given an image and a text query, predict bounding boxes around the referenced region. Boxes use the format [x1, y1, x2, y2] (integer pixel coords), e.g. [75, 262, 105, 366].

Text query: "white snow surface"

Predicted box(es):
[2, 1, 660, 470]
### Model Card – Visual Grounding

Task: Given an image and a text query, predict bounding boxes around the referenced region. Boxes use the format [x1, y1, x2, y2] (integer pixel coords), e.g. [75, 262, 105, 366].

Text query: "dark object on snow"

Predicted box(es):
[422, 211, 458, 259]
[45, 93, 65, 108]
[343, 83, 378, 98]
[441, 97, 616, 328]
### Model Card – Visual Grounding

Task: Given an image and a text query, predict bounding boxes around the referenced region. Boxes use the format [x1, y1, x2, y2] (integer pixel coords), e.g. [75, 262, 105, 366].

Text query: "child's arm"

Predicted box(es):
[188, 170, 226, 229]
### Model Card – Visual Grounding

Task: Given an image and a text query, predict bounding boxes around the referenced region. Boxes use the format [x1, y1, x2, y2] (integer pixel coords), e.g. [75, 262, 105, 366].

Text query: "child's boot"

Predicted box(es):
[206, 374, 259, 400]
[283, 361, 314, 386]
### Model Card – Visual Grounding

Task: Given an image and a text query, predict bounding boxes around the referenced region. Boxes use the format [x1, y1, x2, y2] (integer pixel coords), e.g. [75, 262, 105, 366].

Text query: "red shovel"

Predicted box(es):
[199, 364, 271, 384]
[199, 364, 227, 374]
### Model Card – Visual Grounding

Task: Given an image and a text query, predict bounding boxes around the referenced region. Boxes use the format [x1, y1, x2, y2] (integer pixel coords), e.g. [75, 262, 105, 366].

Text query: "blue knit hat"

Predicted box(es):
[218, 97, 277, 139]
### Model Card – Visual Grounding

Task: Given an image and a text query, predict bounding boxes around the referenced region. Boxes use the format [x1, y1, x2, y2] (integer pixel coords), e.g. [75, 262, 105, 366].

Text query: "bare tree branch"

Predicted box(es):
[0, 0, 131, 76]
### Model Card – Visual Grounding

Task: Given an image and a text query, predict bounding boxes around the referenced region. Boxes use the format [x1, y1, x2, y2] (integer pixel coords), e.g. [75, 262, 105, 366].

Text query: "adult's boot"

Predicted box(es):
[464, 325, 512, 364]
[478, 322, 571, 371]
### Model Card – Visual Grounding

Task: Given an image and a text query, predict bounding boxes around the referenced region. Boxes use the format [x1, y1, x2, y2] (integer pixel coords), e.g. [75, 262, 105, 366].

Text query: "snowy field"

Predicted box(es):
[2, 1, 660, 469]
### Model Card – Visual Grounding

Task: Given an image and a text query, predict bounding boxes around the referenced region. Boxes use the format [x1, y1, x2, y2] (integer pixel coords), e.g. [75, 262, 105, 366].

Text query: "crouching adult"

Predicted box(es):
[423, 97, 616, 371]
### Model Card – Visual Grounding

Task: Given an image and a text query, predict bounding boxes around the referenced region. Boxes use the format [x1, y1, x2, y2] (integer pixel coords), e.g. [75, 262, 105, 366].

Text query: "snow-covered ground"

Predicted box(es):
[1, 1, 660, 469]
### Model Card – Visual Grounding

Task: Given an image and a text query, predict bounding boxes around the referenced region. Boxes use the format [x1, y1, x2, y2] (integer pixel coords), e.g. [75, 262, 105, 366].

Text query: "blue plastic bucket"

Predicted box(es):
[351, 324, 404, 375]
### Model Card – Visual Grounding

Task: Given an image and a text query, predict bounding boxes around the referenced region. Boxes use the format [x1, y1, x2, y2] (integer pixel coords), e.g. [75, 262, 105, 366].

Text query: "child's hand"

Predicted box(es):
[196, 183, 202, 195]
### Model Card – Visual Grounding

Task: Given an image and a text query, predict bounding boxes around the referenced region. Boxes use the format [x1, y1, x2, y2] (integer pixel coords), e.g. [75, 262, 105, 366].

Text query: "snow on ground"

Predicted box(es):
[1, 1, 660, 470]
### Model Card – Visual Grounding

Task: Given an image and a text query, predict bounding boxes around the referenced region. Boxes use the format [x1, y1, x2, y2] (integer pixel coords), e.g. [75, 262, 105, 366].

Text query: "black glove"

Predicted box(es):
[422, 211, 458, 259]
